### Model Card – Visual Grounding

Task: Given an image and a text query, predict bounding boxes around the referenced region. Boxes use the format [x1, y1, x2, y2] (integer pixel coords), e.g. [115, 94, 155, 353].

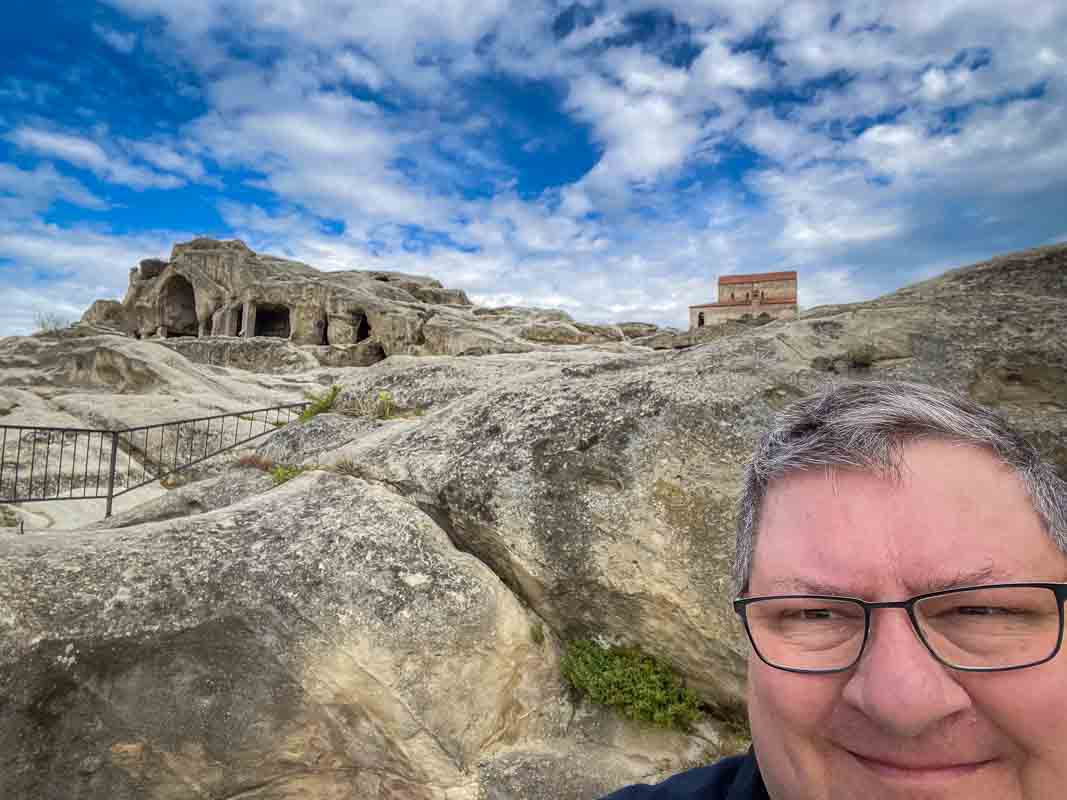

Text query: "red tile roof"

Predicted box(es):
[718, 271, 797, 285]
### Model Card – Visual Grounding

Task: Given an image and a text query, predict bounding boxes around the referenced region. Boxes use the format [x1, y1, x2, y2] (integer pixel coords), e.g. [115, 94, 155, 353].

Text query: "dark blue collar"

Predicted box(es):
[727, 748, 770, 800]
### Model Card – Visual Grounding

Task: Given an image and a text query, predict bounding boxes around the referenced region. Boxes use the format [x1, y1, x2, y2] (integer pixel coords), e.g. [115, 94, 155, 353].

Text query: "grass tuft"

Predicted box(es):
[342, 390, 425, 420]
[330, 457, 362, 478]
[270, 463, 314, 485]
[530, 622, 545, 646]
[300, 385, 342, 422]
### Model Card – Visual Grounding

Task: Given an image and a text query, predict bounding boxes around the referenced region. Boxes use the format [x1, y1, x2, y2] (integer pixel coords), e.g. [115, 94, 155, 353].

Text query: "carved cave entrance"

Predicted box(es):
[255, 304, 291, 338]
[160, 275, 198, 337]
[353, 311, 371, 344]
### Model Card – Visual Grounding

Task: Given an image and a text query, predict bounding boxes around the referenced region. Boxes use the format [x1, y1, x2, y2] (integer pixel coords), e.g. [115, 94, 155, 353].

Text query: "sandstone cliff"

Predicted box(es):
[1, 243, 1065, 799]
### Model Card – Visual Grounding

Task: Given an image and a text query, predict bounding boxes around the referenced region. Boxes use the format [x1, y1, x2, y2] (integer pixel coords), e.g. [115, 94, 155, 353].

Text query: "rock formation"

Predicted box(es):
[94, 238, 657, 368]
[2, 242, 1065, 799]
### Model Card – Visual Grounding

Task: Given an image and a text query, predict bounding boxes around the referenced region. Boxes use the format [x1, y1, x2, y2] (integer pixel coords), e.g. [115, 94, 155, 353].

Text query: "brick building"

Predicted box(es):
[689, 270, 798, 329]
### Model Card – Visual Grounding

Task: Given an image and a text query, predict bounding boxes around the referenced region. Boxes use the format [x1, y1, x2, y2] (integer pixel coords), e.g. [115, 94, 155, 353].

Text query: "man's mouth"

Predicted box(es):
[846, 749, 997, 781]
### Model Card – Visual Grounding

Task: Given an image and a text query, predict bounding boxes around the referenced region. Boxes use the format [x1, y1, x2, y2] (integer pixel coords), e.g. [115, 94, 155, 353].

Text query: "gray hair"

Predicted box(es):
[733, 380, 1067, 595]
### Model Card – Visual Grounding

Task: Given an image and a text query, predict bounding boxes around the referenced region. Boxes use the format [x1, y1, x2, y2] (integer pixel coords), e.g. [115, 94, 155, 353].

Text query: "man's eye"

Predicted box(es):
[954, 606, 1020, 616]
[786, 608, 835, 620]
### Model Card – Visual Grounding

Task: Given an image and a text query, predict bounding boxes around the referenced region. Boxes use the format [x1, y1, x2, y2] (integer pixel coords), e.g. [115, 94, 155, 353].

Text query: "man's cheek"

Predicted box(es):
[752, 669, 833, 732]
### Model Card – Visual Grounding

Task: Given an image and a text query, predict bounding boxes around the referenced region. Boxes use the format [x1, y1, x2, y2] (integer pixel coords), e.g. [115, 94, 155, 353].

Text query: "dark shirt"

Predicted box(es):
[599, 750, 769, 800]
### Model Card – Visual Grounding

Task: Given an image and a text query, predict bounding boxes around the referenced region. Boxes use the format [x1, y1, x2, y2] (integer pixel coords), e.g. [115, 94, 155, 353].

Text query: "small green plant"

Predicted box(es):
[34, 312, 72, 334]
[270, 464, 309, 485]
[530, 622, 545, 646]
[561, 639, 702, 731]
[344, 390, 399, 420]
[331, 457, 362, 478]
[300, 384, 342, 422]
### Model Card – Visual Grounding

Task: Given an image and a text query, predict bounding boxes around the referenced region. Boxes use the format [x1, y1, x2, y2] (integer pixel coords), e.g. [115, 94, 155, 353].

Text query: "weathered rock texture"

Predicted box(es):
[3, 242, 1066, 799]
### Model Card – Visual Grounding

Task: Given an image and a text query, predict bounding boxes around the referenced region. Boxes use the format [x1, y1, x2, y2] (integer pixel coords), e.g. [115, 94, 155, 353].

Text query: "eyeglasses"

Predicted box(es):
[734, 583, 1067, 674]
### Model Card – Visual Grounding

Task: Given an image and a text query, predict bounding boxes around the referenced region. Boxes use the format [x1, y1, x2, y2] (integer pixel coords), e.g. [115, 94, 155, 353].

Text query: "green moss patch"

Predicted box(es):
[561, 639, 701, 731]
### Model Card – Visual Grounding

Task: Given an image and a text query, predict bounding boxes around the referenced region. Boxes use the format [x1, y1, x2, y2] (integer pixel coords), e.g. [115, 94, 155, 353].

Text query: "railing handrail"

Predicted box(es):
[0, 401, 310, 436]
[0, 423, 117, 435]
[0, 400, 308, 519]
[119, 401, 309, 433]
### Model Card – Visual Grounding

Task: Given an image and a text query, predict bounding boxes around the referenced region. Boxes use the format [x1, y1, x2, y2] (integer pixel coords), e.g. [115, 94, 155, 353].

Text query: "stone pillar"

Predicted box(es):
[225, 306, 239, 336]
[156, 325, 168, 339]
[198, 318, 209, 338]
[242, 301, 257, 338]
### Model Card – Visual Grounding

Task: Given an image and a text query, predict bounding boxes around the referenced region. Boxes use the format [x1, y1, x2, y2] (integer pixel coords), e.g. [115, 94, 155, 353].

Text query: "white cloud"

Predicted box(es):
[602, 48, 689, 96]
[92, 23, 138, 54]
[690, 32, 773, 92]
[8, 127, 184, 190]
[123, 139, 212, 182]
[848, 95, 1067, 193]
[336, 51, 386, 90]
[738, 109, 837, 167]
[916, 66, 973, 103]
[748, 163, 907, 251]
[0, 163, 107, 218]
[566, 74, 702, 189]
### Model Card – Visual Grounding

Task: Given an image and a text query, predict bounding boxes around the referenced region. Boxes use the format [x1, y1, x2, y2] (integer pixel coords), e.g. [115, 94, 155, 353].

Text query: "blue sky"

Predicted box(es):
[1, 0, 1065, 336]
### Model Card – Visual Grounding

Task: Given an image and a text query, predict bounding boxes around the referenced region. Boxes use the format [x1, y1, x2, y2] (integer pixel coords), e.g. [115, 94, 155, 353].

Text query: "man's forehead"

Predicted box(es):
[759, 564, 1026, 598]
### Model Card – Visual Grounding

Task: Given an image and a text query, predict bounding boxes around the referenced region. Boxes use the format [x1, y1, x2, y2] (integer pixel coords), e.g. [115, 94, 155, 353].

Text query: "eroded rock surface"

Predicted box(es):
[0, 472, 705, 799]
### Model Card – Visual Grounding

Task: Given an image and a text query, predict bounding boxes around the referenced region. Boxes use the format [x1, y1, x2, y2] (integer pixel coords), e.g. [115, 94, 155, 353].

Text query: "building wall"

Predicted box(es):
[717, 278, 796, 303]
[689, 302, 797, 329]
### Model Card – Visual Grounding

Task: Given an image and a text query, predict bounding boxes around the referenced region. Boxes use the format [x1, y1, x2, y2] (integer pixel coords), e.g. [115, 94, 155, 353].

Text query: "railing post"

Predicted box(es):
[105, 431, 119, 518]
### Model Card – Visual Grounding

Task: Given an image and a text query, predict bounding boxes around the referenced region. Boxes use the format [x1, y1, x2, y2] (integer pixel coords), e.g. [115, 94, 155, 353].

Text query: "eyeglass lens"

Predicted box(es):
[743, 586, 1061, 671]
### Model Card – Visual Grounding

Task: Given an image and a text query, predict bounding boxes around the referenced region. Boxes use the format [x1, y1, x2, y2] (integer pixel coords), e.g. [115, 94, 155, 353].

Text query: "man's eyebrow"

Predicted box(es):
[760, 566, 1020, 598]
[905, 565, 1020, 594]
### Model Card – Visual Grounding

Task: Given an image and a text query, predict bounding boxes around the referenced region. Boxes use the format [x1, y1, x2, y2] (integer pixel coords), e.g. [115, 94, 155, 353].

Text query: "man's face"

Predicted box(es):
[746, 439, 1067, 800]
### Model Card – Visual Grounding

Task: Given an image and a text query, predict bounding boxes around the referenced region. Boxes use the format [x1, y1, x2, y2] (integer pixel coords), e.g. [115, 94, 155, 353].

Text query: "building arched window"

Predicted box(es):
[697, 312, 705, 327]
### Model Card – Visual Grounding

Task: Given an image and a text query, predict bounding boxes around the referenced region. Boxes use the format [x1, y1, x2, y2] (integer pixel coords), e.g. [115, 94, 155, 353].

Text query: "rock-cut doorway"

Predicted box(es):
[160, 275, 198, 337]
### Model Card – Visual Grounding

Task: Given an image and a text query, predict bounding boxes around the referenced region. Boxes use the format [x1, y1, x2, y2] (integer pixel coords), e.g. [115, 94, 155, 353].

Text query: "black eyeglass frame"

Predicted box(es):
[733, 582, 1067, 675]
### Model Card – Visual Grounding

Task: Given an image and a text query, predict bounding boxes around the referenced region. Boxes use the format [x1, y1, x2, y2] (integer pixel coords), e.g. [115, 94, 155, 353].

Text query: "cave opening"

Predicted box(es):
[160, 275, 199, 337]
[255, 305, 291, 338]
[353, 312, 371, 344]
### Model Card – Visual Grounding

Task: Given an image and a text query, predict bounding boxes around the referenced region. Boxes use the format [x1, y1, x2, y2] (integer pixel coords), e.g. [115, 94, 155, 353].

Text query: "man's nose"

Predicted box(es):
[840, 607, 971, 737]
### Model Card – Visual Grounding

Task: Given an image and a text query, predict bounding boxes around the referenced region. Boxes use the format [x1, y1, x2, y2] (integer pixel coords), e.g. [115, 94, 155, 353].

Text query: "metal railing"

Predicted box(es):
[0, 402, 307, 517]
